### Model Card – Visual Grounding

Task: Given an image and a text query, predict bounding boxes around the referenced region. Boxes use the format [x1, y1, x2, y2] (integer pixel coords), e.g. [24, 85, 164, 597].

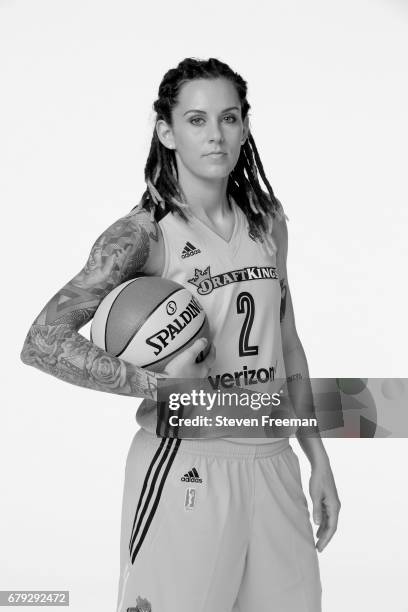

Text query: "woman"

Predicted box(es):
[21, 57, 340, 612]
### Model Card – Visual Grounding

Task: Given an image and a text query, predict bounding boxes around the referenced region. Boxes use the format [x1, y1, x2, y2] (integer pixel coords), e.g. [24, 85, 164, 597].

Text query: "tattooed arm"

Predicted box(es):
[20, 206, 162, 401]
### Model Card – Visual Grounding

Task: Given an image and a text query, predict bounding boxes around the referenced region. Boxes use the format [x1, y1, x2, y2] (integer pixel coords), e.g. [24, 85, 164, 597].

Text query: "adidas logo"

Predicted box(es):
[181, 241, 201, 259]
[181, 468, 202, 483]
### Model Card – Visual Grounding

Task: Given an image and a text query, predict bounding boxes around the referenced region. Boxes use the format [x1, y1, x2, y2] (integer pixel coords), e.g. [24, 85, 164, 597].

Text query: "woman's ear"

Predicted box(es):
[241, 115, 250, 144]
[156, 119, 176, 150]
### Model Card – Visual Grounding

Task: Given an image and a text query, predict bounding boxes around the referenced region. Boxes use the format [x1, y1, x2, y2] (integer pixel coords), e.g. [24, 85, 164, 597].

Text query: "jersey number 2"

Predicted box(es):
[236, 292, 259, 356]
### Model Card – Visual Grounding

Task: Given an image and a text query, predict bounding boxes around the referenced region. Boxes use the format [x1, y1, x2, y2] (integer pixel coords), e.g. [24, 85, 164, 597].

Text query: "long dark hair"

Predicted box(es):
[137, 57, 286, 253]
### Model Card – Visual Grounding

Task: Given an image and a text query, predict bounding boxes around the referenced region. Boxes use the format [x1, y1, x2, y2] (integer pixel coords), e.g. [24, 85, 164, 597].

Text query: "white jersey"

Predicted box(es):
[136, 198, 287, 444]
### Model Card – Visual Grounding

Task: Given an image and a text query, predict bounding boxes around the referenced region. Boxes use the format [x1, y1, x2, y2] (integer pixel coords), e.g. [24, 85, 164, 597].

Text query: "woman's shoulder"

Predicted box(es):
[270, 198, 289, 255]
[119, 201, 165, 276]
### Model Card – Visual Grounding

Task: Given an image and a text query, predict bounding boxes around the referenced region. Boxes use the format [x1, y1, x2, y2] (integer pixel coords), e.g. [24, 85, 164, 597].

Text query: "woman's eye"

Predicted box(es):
[190, 115, 237, 126]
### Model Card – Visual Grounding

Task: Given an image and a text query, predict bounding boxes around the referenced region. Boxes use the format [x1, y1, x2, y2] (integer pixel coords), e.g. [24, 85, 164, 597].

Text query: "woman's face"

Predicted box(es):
[157, 77, 248, 183]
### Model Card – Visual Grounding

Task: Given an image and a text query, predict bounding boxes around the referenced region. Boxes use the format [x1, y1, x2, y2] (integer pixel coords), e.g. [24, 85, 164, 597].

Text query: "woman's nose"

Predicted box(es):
[207, 121, 224, 142]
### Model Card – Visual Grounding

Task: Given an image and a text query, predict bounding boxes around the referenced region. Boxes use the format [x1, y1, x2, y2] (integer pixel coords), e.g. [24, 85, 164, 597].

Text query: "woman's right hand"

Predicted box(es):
[163, 338, 216, 379]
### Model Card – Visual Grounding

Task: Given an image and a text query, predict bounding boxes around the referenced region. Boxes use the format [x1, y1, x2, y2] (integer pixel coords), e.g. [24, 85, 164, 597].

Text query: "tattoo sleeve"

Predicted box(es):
[20, 207, 160, 401]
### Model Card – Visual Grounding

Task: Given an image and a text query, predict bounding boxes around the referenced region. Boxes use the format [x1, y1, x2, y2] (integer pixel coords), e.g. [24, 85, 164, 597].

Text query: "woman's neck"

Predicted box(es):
[178, 175, 231, 222]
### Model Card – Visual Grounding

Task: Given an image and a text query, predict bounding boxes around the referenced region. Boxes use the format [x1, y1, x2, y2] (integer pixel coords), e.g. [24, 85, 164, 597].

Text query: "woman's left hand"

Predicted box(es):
[309, 461, 341, 553]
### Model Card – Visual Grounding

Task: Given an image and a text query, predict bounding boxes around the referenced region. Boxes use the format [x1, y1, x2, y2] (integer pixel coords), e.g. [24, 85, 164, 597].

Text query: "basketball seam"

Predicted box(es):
[104, 278, 137, 352]
[115, 286, 184, 358]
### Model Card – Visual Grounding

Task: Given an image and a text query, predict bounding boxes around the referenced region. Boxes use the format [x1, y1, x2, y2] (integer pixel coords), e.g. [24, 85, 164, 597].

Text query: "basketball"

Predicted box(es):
[90, 276, 211, 372]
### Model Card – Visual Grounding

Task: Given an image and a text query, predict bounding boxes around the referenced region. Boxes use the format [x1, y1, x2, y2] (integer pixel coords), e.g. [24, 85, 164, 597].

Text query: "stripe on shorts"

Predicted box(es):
[129, 438, 181, 564]
[128, 437, 166, 554]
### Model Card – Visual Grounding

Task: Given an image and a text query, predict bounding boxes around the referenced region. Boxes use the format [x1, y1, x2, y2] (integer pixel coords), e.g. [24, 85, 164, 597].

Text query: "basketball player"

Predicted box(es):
[21, 58, 341, 611]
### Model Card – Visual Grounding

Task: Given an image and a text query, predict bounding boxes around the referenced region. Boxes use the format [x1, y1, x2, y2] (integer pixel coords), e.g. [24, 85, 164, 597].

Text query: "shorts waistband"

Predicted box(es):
[138, 428, 291, 459]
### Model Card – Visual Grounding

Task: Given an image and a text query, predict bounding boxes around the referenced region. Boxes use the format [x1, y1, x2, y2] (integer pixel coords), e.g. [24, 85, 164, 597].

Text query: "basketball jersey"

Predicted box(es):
[135, 198, 288, 444]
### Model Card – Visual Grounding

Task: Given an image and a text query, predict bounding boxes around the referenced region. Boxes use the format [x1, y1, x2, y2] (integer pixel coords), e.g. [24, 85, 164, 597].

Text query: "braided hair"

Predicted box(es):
[137, 57, 286, 254]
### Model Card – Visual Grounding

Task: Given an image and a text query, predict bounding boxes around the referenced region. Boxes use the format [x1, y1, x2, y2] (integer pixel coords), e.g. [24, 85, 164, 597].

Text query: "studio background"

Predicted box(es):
[1, 0, 407, 611]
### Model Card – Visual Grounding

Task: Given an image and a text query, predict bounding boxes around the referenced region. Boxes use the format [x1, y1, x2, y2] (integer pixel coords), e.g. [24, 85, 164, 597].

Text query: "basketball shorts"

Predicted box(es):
[116, 428, 322, 612]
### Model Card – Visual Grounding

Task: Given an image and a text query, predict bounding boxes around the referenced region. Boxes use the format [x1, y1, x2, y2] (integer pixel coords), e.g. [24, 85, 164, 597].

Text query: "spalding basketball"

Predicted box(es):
[90, 277, 211, 372]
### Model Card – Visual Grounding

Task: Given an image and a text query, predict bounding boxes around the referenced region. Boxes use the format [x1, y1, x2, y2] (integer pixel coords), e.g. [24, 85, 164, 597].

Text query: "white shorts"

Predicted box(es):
[116, 429, 322, 612]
